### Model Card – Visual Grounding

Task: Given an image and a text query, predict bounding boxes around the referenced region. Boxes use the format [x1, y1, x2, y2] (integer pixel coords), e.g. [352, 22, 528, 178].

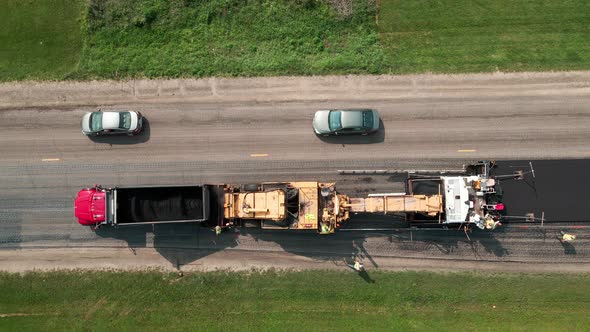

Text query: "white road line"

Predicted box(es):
[41, 158, 61, 162]
[250, 154, 269, 157]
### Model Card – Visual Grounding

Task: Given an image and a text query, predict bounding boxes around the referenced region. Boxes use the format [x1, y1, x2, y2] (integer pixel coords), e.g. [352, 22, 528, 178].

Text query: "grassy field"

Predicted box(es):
[76, 0, 384, 79]
[0, 0, 85, 81]
[379, 0, 590, 73]
[1, 270, 589, 330]
[1, 0, 590, 81]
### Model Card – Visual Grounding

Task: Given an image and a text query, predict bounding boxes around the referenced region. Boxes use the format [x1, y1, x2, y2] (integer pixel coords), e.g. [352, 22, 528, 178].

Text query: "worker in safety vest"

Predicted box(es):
[214, 225, 222, 236]
[347, 259, 364, 272]
[484, 217, 501, 230]
[353, 261, 364, 272]
[320, 222, 331, 234]
[560, 231, 576, 242]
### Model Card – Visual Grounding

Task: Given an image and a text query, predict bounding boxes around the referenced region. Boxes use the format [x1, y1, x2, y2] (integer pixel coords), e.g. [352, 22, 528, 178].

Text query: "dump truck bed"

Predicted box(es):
[114, 185, 209, 224]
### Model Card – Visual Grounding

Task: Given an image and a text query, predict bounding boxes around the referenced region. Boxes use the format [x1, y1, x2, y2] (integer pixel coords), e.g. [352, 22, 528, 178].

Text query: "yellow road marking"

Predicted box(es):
[250, 154, 269, 157]
[457, 149, 477, 153]
[41, 158, 61, 162]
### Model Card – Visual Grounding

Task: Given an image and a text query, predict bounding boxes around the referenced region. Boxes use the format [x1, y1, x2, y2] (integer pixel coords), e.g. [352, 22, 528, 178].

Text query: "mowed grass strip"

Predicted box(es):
[0, 0, 85, 81]
[0, 270, 589, 330]
[378, 0, 590, 74]
[77, 0, 384, 79]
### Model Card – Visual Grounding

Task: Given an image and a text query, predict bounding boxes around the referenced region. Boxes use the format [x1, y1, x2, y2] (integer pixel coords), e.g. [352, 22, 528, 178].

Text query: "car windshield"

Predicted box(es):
[90, 112, 103, 131]
[119, 112, 132, 129]
[328, 111, 342, 131]
[362, 110, 374, 128]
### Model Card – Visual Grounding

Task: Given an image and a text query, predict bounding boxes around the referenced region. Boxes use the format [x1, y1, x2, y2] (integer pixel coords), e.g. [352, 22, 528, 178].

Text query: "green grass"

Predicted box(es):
[379, 0, 590, 73]
[1, 270, 590, 330]
[2, 0, 590, 81]
[0, 0, 85, 81]
[76, 0, 385, 79]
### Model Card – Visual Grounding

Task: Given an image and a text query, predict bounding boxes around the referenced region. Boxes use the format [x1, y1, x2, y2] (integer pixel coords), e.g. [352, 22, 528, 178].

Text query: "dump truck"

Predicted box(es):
[74, 184, 224, 228]
[75, 161, 506, 232]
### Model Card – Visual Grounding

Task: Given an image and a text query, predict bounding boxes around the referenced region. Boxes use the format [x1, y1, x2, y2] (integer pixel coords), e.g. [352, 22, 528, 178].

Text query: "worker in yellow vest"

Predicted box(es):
[484, 216, 501, 230]
[347, 259, 364, 272]
[353, 261, 364, 272]
[320, 222, 331, 234]
[560, 231, 576, 242]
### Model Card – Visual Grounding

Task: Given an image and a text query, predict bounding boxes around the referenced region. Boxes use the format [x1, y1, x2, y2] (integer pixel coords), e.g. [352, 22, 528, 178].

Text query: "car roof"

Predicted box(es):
[334, 109, 374, 128]
[101, 112, 121, 130]
[340, 111, 363, 128]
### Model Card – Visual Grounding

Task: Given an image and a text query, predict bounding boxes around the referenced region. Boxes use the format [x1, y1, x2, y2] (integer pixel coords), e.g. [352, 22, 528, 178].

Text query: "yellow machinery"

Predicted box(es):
[223, 182, 350, 233]
[218, 160, 506, 233]
[222, 182, 443, 234]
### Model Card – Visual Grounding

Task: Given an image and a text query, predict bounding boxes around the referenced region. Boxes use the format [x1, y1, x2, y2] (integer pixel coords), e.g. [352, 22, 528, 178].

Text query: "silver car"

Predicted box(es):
[81, 110, 143, 136]
[313, 109, 380, 136]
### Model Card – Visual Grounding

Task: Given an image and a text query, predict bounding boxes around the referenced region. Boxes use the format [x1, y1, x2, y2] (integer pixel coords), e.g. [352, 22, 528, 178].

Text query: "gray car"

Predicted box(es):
[81, 110, 143, 136]
[312, 109, 380, 136]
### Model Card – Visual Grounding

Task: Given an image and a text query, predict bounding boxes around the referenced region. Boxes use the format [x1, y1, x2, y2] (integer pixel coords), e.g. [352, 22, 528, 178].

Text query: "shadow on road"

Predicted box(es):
[560, 241, 576, 255]
[95, 224, 150, 249]
[94, 223, 383, 270]
[471, 230, 509, 257]
[95, 223, 239, 267]
[316, 120, 385, 144]
[390, 228, 509, 258]
[88, 117, 151, 145]
[94, 223, 513, 270]
[246, 230, 381, 268]
[557, 236, 577, 255]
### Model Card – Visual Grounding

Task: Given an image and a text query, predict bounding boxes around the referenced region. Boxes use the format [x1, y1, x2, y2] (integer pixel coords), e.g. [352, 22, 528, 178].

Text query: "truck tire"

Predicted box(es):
[242, 183, 261, 192]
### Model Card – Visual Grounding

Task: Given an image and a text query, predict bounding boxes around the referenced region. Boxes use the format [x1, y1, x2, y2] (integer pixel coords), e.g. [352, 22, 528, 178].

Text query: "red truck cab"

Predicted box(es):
[74, 187, 106, 225]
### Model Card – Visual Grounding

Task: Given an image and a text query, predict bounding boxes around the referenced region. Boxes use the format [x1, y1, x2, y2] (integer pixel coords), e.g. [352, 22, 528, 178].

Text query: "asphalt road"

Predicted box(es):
[495, 160, 590, 222]
[1, 72, 590, 271]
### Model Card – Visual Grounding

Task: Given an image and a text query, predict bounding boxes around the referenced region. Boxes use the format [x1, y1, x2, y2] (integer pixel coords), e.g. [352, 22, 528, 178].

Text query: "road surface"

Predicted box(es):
[1, 72, 590, 272]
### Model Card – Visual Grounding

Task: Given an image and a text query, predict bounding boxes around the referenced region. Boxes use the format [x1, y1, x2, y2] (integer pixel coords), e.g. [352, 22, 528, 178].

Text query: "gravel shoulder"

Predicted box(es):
[2, 71, 590, 109]
[2, 247, 589, 273]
